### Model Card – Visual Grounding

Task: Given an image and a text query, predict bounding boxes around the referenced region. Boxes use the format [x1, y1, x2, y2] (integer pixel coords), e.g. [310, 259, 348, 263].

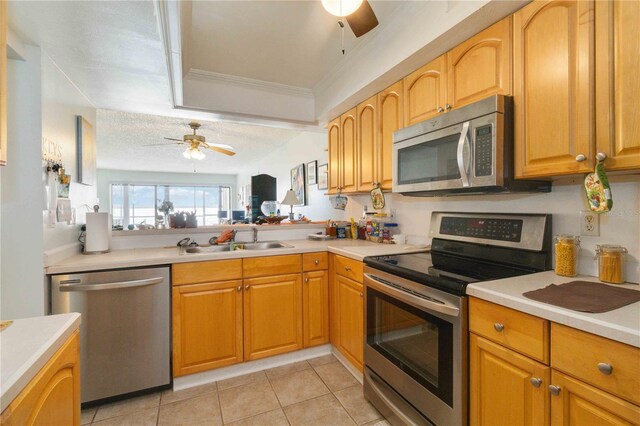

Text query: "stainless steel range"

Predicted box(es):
[363, 212, 552, 426]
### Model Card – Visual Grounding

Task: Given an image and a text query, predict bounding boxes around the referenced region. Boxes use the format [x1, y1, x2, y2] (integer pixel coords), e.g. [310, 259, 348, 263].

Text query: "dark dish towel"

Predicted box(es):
[523, 281, 640, 313]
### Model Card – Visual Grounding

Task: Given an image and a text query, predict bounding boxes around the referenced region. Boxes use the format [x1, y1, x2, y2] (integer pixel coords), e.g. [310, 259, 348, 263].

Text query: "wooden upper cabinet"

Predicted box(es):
[0, 0, 7, 166]
[377, 81, 403, 190]
[595, 0, 640, 171]
[356, 95, 377, 192]
[447, 17, 512, 110]
[514, 0, 594, 178]
[303, 270, 330, 348]
[403, 55, 447, 126]
[328, 117, 341, 194]
[340, 108, 358, 193]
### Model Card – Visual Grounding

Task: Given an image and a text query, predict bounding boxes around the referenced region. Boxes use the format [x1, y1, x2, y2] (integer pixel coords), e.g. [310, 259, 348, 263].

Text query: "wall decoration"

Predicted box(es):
[56, 198, 72, 223]
[317, 163, 328, 190]
[58, 173, 71, 198]
[290, 163, 306, 206]
[371, 186, 385, 210]
[76, 116, 96, 186]
[307, 160, 317, 185]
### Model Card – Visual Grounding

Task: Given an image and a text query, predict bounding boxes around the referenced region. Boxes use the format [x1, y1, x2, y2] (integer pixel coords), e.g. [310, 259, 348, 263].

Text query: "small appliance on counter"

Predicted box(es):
[82, 205, 112, 254]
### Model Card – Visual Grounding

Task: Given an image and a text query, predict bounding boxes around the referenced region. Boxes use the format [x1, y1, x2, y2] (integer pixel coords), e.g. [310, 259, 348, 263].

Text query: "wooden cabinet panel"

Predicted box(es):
[172, 280, 243, 377]
[514, 0, 594, 178]
[551, 323, 640, 405]
[340, 108, 358, 193]
[470, 297, 549, 364]
[447, 17, 512, 110]
[356, 95, 377, 192]
[377, 81, 403, 190]
[1, 331, 80, 426]
[303, 270, 329, 347]
[595, 0, 640, 171]
[403, 55, 447, 126]
[550, 370, 640, 426]
[243, 273, 303, 360]
[302, 252, 328, 272]
[242, 254, 301, 278]
[172, 259, 242, 286]
[0, 1, 6, 167]
[470, 333, 550, 426]
[328, 117, 341, 194]
[334, 255, 363, 283]
[335, 274, 364, 371]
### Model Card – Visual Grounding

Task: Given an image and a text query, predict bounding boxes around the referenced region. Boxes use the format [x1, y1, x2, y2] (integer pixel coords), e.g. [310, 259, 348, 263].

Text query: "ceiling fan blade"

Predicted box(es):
[142, 143, 182, 147]
[346, 0, 378, 38]
[206, 145, 236, 156]
[164, 137, 184, 142]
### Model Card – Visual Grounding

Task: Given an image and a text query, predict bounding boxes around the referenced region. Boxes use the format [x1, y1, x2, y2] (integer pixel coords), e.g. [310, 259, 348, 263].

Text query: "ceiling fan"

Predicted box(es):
[147, 122, 236, 160]
[321, 0, 378, 38]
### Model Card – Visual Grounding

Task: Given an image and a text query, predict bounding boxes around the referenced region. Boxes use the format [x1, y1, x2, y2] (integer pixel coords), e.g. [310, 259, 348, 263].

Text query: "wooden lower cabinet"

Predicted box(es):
[243, 273, 303, 361]
[335, 274, 364, 371]
[1, 331, 81, 426]
[172, 280, 243, 377]
[470, 333, 550, 426]
[303, 270, 329, 347]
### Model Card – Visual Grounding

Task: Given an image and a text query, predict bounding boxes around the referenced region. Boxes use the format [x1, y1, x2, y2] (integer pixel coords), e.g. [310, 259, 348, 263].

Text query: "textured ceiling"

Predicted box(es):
[96, 110, 303, 174]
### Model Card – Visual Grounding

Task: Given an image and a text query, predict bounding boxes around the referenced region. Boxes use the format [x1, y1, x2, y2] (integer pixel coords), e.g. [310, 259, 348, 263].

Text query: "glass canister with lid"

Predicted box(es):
[554, 235, 580, 277]
[595, 244, 628, 284]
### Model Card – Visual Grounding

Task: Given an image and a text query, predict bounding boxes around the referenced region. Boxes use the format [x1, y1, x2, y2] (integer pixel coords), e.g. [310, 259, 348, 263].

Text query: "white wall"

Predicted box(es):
[238, 131, 334, 221]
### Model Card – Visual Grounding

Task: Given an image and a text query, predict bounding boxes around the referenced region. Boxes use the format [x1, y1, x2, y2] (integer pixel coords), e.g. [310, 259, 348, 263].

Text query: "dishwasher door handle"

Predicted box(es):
[59, 277, 164, 292]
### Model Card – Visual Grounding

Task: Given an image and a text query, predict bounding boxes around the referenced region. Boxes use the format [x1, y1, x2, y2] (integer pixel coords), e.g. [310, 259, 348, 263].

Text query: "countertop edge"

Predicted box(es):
[1, 313, 81, 412]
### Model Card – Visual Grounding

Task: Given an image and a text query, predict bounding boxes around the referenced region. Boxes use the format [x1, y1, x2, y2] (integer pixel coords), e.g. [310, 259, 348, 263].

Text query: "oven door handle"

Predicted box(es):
[364, 273, 460, 318]
[456, 121, 471, 187]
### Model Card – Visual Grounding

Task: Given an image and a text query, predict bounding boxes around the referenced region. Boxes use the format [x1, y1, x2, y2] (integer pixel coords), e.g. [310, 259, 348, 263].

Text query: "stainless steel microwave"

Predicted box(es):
[392, 95, 550, 196]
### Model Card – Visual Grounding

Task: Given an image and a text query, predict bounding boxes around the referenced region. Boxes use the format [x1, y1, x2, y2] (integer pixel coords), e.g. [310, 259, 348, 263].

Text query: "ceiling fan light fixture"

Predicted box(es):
[321, 0, 363, 17]
[183, 147, 205, 160]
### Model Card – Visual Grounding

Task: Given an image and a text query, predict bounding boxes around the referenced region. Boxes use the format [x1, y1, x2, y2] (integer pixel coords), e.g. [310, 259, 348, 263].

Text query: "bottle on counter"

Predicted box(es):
[554, 235, 580, 277]
[595, 244, 628, 284]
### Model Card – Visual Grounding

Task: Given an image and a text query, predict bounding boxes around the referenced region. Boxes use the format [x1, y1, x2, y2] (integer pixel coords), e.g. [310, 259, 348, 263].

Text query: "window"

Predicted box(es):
[110, 184, 231, 228]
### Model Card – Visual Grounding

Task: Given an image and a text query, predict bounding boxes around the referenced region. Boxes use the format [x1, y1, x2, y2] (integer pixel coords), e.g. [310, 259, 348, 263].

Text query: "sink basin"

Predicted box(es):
[184, 241, 292, 253]
[238, 242, 293, 250]
[185, 245, 231, 254]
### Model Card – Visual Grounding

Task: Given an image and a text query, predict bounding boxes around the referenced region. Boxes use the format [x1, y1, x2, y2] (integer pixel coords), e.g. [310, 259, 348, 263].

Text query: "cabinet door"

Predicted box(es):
[550, 370, 640, 426]
[356, 95, 377, 192]
[328, 117, 341, 194]
[514, 0, 594, 178]
[377, 81, 403, 190]
[403, 55, 447, 126]
[172, 280, 243, 376]
[336, 274, 364, 371]
[595, 0, 640, 171]
[329, 254, 339, 347]
[340, 108, 358, 193]
[470, 333, 550, 426]
[244, 273, 303, 361]
[303, 270, 329, 348]
[1, 332, 80, 426]
[447, 17, 512, 110]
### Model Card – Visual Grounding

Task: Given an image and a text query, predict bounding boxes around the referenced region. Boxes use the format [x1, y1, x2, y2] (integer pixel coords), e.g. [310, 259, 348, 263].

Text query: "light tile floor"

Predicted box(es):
[81, 354, 390, 426]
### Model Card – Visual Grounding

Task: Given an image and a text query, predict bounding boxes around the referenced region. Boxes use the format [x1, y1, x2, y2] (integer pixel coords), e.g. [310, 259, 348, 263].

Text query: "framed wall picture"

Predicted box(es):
[290, 163, 306, 205]
[317, 163, 328, 190]
[76, 116, 96, 186]
[307, 160, 317, 185]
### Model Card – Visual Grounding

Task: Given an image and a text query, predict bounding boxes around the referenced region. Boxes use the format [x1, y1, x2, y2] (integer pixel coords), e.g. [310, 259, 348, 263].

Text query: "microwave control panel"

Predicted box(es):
[474, 125, 493, 177]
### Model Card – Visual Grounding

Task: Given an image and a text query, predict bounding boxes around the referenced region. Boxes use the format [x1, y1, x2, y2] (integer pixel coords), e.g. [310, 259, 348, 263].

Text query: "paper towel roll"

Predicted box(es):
[85, 212, 112, 254]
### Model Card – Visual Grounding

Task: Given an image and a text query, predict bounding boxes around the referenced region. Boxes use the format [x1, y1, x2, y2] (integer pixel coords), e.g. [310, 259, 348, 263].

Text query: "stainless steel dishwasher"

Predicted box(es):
[51, 267, 171, 404]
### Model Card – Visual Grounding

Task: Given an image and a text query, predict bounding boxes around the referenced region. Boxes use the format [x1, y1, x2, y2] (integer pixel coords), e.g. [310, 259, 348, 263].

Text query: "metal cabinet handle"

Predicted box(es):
[445, 103, 452, 110]
[345, 266, 351, 271]
[530, 378, 543, 388]
[237, 286, 242, 292]
[548, 385, 561, 396]
[597, 363, 613, 375]
[245, 285, 250, 290]
[494, 323, 505, 332]
[360, 293, 363, 298]
[59, 277, 163, 292]
[596, 152, 607, 161]
[437, 107, 444, 113]
[576, 154, 587, 162]
[314, 260, 320, 265]
[305, 278, 309, 283]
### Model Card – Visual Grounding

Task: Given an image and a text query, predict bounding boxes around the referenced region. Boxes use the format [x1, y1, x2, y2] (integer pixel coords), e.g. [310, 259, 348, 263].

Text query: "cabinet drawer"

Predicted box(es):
[243, 254, 301, 278]
[303, 252, 328, 271]
[551, 323, 640, 405]
[469, 298, 549, 364]
[334, 255, 363, 283]
[172, 259, 243, 285]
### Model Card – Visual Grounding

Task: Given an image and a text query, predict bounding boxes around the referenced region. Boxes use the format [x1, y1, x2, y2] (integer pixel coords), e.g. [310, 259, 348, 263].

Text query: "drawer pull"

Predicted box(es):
[597, 363, 613, 375]
[494, 323, 505, 332]
[548, 385, 561, 396]
[245, 285, 250, 290]
[530, 378, 543, 388]
[314, 259, 320, 265]
[345, 266, 352, 271]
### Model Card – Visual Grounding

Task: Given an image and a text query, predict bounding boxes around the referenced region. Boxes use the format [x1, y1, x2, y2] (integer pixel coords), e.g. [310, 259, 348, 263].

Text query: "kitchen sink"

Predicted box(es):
[185, 245, 231, 254]
[184, 241, 292, 253]
[239, 242, 293, 250]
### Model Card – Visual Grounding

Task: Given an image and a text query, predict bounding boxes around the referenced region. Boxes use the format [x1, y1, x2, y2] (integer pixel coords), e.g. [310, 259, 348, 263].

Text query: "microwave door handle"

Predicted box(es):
[456, 121, 471, 187]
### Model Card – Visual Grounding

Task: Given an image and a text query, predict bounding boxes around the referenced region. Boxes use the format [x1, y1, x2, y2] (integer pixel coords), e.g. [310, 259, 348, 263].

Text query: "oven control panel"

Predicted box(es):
[474, 124, 493, 177]
[440, 216, 523, 242]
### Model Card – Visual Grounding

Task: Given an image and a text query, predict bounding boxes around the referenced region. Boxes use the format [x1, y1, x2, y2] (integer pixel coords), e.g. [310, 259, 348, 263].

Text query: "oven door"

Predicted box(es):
[363, 269, 467, 426]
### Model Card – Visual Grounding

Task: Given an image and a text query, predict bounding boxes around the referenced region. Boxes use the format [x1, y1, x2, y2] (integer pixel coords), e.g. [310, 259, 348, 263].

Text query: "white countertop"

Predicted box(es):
[1, 313, 81, 412]
[46, 239, 428, 275]
[467, 271, 640, 348]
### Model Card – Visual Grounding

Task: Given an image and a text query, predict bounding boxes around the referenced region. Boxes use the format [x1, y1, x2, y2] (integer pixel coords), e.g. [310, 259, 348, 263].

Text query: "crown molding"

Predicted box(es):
[186, 69, 315, 99]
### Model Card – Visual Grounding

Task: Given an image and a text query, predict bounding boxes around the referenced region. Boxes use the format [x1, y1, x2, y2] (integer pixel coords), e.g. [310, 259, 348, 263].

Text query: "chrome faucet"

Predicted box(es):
[253, 227, 258, 243]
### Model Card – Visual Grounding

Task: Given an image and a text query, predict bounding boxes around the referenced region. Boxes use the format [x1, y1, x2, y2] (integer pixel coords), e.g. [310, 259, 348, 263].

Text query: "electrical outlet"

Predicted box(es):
[580, 210, 599, 236]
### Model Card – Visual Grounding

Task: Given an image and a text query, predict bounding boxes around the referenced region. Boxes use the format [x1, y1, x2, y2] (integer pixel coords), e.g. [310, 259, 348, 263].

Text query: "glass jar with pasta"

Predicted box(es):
[554, 235, 580, 277]
[595, 245, 627, 284]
